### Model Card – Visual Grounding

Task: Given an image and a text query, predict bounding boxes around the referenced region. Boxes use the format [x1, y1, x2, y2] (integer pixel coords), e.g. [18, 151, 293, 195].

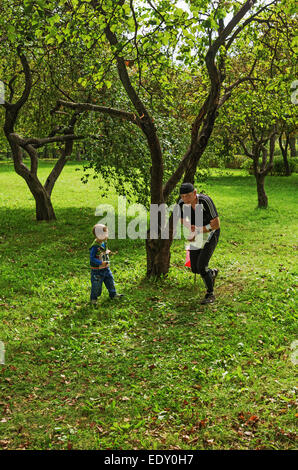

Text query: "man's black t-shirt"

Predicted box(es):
[179, 193, 218, 227]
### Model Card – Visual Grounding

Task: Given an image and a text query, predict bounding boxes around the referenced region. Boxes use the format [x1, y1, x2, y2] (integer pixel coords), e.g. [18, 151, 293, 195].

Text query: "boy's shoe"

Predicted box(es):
[110, 293, 124, 300]
[90, 300, 97, 307]
[200, 293, 215, 305]
[212, 269, 219, 287]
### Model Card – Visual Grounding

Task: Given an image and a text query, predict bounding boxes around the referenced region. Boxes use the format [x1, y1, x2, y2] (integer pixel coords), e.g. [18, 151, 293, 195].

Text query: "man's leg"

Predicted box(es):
[197, 233, 219, 303]
[189, 246, 200, 274]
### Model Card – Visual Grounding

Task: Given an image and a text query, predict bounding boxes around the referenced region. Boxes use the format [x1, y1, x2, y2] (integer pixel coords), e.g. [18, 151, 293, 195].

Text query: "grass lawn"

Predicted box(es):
[0, 161, 297, 450]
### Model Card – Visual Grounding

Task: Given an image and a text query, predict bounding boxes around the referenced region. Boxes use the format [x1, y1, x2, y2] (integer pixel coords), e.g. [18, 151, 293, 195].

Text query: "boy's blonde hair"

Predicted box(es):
[92, 224, 107, 239]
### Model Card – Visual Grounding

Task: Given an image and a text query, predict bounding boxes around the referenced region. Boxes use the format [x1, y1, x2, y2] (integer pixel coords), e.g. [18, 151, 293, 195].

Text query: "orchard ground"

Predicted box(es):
[0, 161, 297, 450]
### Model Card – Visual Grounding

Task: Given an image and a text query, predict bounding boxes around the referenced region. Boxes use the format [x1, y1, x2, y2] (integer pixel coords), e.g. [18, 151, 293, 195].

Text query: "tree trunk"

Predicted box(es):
[279, 134, 290, 176]
[35, 188, 56, 221]
[255, 173, 268, 208]
[24, 172, 57, 221]
[282, 152, 291, 176]
[145, 238, 172, 277]
[289, 135, 296, 157]
[43, 146, 49, 159]
[2, 50, 79, 223]
[7, 137, 57, 221]
[76, 148, 82, 161]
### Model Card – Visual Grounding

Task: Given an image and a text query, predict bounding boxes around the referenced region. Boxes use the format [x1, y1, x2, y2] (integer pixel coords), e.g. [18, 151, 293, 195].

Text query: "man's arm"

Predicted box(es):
[193, 216, 220, 233]
[185, 217, 220, 241]
[181, 215, 220, 242]
[184, 217, 220, 233]
[209, 217, 220, 231]
[181, 218, 196, 242]
[191, 217, 220, 233]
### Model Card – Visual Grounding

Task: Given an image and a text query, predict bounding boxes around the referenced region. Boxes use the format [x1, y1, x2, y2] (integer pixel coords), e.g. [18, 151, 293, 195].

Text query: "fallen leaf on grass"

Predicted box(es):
[0, 440, 10, 448]
[247, 415, 259, 425]
[238, 412, 259, 426]
[189, 437, 199, 445]
[198, 418, 208, 429]
[192, 384, 202, 390]
[54, 415, 68, 422]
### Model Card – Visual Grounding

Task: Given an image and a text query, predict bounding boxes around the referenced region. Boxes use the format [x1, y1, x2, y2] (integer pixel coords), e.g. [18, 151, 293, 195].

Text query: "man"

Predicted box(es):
[179, 182, 220, 304]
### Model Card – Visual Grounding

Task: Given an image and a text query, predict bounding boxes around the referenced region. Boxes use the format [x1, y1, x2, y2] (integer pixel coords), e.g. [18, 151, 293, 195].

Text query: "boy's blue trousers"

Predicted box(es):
[90, 267, 116, 300]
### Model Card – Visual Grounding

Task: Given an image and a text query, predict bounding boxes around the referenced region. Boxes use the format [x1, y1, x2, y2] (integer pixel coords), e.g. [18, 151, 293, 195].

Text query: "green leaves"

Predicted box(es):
[6, 24, 17, 42]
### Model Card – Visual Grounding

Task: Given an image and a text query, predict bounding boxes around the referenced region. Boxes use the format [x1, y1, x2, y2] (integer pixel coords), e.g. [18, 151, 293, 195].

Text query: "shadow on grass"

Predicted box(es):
[0, 206, 145, 247]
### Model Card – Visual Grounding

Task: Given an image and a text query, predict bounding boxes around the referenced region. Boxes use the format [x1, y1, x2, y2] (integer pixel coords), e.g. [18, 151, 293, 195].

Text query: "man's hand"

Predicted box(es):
[210, 217, 220, 230]
[187, 231, 196, 242]
[187, 226, 202, 241]
[102, 261, 109, 268]
[188, 225, 203, 240]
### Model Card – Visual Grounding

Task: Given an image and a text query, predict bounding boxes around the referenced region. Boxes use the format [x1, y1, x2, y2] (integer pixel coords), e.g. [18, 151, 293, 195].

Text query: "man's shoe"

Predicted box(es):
[212, 269, 219, 287]
[200, 293, 215, 305]
[110, 293, 124, 300]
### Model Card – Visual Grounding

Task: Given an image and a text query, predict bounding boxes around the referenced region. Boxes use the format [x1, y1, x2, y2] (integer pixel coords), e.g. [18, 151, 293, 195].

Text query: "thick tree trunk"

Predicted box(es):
[255, 173, 268, 208]
[145, 238, 172, 277]
[35, 188, 56, 221]
[282, 153, 291, 176]
[24, 171, 57, 221]
[7, 138, 57, 221]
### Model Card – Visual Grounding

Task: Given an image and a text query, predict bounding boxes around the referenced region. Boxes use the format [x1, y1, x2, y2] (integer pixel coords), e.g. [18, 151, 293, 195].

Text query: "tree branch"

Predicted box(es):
[162, 147, 192, 201]
[9, 133, 84, 149]
[162, 95, 210, 201]
[225, 0, 277, 51]
[236, 136, 254, 159]
[13, 48, 32, 112]
[208, 0, 257, 57]
[55, 99, 143, 128]
[43, 112, 82, 195]
[164, 0, 260, 199]
[92, 0, 164, 203]
[218, 76, 263, 108]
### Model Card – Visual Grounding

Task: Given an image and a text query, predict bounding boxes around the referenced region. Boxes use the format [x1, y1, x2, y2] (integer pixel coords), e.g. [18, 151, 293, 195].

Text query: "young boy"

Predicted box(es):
[89, 224, 123, 304]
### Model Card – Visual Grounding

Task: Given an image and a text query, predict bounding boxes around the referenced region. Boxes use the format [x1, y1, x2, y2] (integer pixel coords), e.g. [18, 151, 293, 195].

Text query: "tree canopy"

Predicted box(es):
[0, 0, 296, 273]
